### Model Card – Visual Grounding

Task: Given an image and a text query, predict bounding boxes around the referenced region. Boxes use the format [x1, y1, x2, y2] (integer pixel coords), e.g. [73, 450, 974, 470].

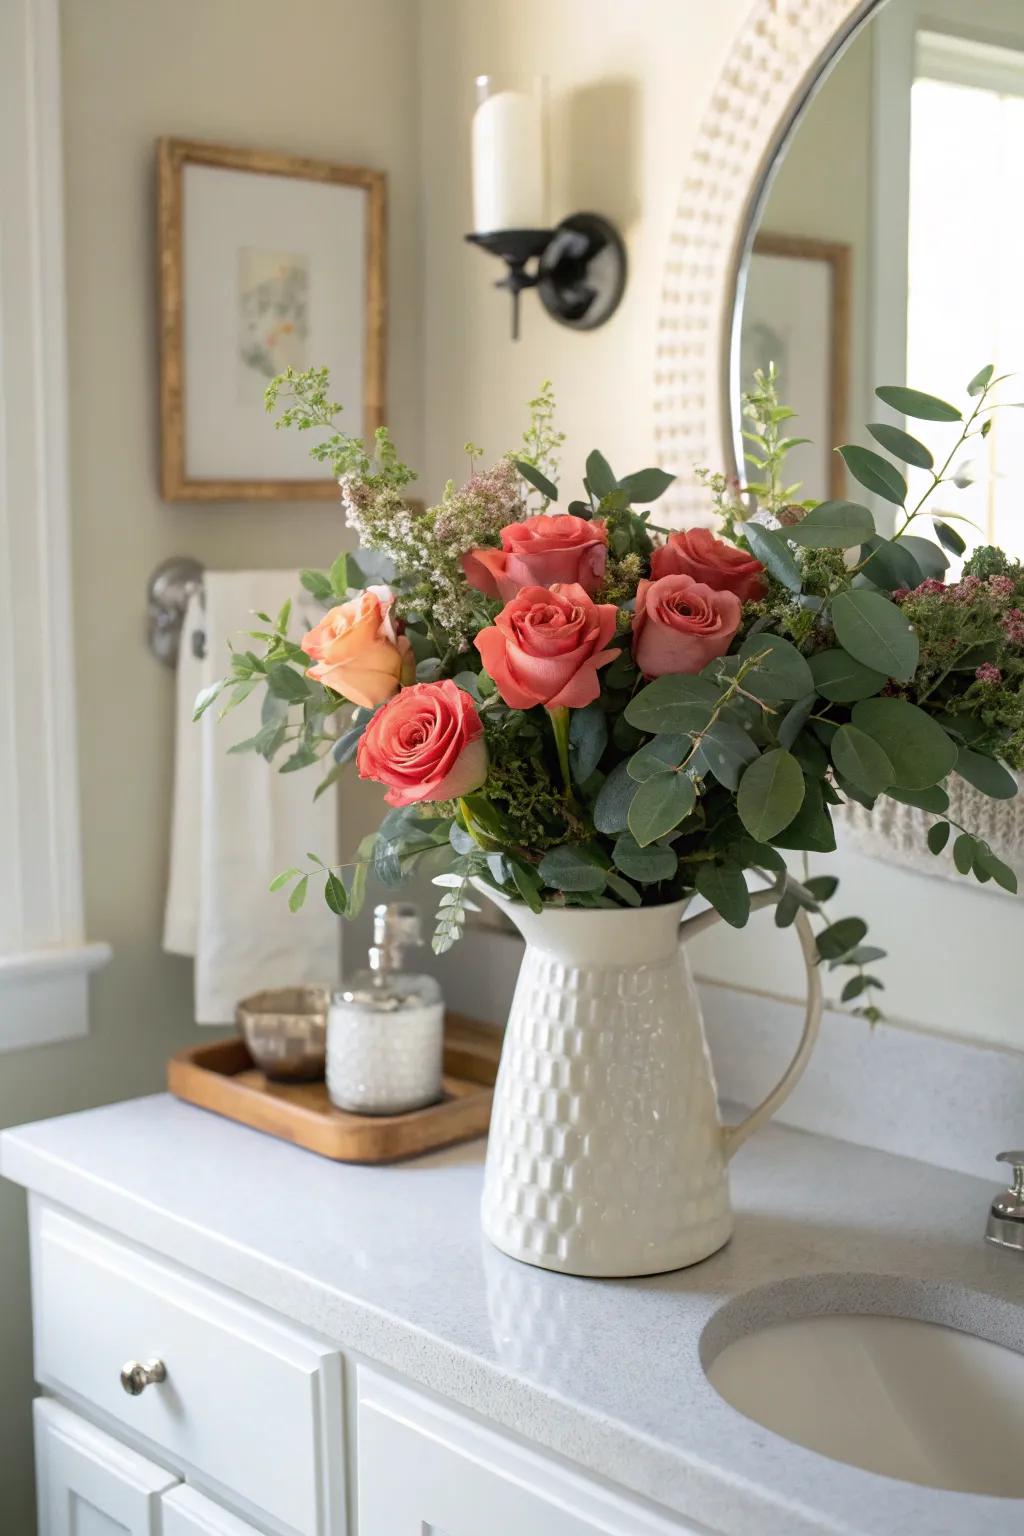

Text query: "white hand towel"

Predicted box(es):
[164, 570, 340, 1024]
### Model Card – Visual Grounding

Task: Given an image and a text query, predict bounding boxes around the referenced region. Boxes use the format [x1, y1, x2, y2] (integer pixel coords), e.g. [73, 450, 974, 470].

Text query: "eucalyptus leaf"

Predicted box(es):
[585, 449, 617, 500]
[856, 535, 923, 593]
[624, 674, 719, 733]
[875, 385, 962, 422]
[808, 649, 887, 703]
[865, 421, 934, 469]
[955, 748, 1018, 801]
[787, 500, 875, 549]
[695, 863, 750, 928]
[736, 748, 805, 841]
[692, 719, 759, 788]
[771, 779, 837, 853]
[899, 535, 948, 580]
[627, 772, 697, 847]
[953, 833, 977, 876]
[830, 589, 919, 682]
[851, 698, 958, 788]
[837, 445, 908, 507]
[739, 632, 814, 701]
[627, 735, 689, 782]
[816, 917, 868, 961]
[514, 458, 559, 502]
[266, 662, 312, 703]
[777, 694, 816, 751]
[593, 760, 639, 834]
[568, 703, 608, 783]
[927, 821, 950, 855]
[934, 519, 967, 557]
[538, 846, 607, 893]
[974, 845, 1018, 893]
[830, 724, 894, 797]
[742, 520, 802, 592]
[967, 364, 995, 396]
[886, 784, 949, 813]
[617, 467, 675, 503]
[612, 834, 678, 883]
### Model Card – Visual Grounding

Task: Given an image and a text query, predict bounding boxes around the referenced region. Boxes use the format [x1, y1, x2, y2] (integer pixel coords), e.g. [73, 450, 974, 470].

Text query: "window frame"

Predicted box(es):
[0, 0, 109, 1049]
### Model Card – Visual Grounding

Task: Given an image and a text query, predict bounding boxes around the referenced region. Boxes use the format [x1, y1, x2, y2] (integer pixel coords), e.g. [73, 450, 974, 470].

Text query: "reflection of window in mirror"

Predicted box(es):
[907, 30, 1024, 559]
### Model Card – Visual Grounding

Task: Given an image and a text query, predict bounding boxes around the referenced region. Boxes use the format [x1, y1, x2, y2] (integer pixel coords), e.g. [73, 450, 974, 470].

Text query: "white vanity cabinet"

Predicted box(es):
[356, 1372, 700, 1536]
[28, 1201, 346, 1536]
[34, 1400, 263, 1536]
[24, 1198, 703, 1536]
[34, 1398, 178, 1536]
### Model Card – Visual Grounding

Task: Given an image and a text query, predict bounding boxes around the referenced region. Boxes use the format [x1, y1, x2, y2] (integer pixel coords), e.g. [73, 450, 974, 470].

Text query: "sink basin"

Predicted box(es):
[707, 1313, 1024, 1497]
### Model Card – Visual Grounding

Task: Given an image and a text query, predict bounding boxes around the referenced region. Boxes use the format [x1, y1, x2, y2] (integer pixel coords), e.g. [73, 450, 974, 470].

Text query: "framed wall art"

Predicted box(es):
[739, 231, 851, 502]
[157, 137, 386, 501]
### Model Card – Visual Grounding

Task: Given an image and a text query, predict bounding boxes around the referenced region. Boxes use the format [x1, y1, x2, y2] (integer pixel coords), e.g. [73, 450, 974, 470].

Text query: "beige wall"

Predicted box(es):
[0, 1, 421, 1527]
[415, 0, 745, 497]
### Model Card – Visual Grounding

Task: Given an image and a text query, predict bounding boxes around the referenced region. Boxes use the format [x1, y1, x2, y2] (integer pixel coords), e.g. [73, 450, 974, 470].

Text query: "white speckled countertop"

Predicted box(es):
[2, 1096, 1022, 1536]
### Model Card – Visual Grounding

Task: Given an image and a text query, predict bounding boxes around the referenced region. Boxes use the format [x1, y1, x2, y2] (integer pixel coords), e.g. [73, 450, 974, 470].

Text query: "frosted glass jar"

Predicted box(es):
[327, 973, 444, 1116]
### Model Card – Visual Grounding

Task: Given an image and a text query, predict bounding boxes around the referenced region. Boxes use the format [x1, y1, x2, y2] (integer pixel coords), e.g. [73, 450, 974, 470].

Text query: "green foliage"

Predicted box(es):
[208, 360, 1021, 1000]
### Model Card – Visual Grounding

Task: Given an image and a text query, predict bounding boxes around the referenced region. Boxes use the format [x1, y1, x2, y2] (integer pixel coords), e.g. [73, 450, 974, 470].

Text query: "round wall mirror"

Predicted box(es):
[730, 0, 1024, 553]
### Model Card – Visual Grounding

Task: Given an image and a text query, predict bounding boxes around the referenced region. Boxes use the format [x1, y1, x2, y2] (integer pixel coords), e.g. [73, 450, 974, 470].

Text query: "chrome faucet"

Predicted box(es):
[986, 1151, 1024, 1252]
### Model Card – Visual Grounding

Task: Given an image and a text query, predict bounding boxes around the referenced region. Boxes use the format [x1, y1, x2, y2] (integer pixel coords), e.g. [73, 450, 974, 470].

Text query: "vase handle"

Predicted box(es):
[679, 889, 822, 1162]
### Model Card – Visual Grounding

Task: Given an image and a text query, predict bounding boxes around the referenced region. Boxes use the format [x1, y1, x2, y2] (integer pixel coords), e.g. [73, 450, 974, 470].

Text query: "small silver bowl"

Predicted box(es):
[236, 986, 328, 1082]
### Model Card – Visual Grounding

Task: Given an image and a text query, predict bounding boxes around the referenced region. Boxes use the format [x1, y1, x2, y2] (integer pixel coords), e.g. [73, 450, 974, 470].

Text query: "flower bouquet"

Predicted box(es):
[199, 364, 1022, 1021]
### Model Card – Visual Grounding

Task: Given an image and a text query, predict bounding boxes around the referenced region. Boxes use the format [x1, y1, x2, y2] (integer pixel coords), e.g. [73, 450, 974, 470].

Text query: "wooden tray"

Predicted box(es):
[167, 1013, 501, 1164]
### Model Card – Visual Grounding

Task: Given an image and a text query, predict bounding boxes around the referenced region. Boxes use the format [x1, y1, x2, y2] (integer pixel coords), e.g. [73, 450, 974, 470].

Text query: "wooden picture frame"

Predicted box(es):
[157, 137, 386, 502]
[744, 232, 852, 502]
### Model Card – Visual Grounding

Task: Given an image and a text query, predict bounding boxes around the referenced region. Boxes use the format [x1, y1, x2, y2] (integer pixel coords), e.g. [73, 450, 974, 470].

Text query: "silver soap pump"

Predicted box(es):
[986, 1151, 1024, 1253]
[326, 903, 444, 1116]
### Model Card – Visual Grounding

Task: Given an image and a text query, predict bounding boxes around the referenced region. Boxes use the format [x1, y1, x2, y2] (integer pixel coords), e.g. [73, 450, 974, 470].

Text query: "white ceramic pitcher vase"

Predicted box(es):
[479, 889, 821, 1277]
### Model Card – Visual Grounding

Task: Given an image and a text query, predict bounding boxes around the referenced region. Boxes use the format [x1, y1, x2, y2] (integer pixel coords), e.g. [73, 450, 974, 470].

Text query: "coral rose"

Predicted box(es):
[462, 513, 607, 603]
[475, 583, 618, 710]
[301, 585, 414, 711]
[651, 527, 766, 602]
[356, 680, 487, 808]
[632, 574, 741, 678]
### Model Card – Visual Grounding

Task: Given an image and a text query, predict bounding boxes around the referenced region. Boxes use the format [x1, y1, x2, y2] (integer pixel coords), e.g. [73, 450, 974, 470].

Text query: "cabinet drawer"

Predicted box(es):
[32, 1204, 343, 1536]
[357, 1369, 703, 1535]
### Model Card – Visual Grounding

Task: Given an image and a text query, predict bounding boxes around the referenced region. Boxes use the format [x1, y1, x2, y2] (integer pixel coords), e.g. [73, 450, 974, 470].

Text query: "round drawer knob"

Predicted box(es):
[120, 1358, 167, 1396]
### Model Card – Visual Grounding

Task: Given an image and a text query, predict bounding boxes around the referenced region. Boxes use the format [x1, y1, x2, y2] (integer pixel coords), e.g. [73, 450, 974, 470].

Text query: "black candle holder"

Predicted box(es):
[466, 212, 627, 341]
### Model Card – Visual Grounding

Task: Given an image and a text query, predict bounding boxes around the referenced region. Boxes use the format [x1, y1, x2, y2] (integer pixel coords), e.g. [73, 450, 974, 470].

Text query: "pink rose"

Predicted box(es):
[475, 583, 618, 710]
[632, 574, 741, 677]
[356, 681, 488, 808]
[301, 585, 414, 711]
[651, 527, 766, 603]
[462, 514, 607, 603]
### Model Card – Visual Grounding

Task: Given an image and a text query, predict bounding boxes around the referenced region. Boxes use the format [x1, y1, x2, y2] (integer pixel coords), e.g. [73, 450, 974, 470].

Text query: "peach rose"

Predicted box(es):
[475, 583, 618, 710]
[632, 574, 741, 677]
[356, 680, 488, 808]
[301, 585, 414, 711]
[462, 514, 607, 603]
[651, 527, 766, 603]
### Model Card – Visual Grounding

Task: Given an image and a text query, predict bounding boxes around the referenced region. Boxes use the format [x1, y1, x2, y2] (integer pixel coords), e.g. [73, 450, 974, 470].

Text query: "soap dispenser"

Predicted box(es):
[327, 903, 444, 1115]
[986, 1150, 1024, 1253]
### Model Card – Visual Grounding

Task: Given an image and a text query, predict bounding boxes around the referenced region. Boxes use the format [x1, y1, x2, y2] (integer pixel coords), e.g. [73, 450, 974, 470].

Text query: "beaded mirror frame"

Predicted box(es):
[654, 0, 877, 523]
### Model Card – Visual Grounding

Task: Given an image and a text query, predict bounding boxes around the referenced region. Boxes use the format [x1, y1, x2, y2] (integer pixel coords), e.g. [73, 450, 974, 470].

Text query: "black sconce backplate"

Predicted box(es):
[466, 212, 627, 340]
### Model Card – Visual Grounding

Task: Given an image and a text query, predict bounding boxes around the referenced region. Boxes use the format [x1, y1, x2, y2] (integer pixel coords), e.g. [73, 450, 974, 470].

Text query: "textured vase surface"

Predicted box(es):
[480, 897, 733, 1278]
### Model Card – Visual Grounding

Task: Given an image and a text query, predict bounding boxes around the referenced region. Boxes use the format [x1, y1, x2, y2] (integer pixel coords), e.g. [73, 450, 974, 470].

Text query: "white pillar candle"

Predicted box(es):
[471, 83, 545, 234]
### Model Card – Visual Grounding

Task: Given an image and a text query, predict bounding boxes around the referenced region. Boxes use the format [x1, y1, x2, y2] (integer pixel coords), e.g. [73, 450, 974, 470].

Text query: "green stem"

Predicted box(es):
[546, 706, 574, 800]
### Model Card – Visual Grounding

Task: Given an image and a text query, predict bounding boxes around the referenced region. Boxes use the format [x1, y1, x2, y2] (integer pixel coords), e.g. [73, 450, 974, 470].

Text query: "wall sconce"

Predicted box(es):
[465, 76, 627, 341]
